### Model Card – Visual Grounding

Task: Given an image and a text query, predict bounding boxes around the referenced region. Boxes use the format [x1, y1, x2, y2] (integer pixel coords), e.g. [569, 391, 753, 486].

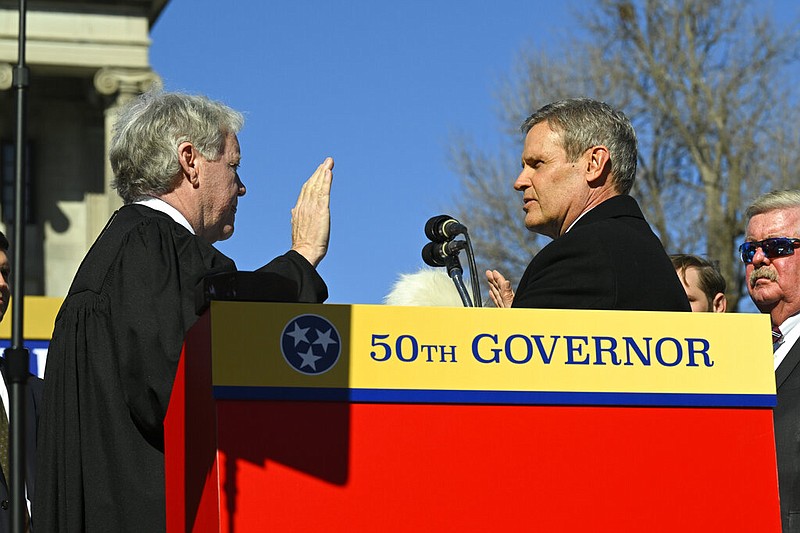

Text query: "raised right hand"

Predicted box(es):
[291, 157, 334, 267]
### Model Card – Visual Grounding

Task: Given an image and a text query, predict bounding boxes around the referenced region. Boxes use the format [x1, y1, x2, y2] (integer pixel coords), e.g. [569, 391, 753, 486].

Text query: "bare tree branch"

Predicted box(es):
[449, 0, 800, 309]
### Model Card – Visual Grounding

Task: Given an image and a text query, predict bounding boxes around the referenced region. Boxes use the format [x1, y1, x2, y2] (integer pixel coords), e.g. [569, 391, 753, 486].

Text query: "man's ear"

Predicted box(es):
[177, 141, 201, 187]
[712, 292, 728, 313]
[585, 145, 610, 186]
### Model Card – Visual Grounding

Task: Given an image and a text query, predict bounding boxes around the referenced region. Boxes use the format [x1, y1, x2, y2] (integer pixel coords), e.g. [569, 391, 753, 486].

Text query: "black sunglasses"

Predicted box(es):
[739, 237, 800, 264]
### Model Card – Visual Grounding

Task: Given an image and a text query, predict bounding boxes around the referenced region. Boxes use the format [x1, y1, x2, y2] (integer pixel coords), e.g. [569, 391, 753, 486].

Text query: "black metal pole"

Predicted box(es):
[8, 0, 30, 531]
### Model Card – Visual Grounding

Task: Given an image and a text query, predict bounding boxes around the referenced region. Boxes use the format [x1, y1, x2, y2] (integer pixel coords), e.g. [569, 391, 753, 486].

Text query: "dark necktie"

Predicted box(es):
[0, 398, 30, 532]
[773, 325, 784, 345]
[0, 398, 8, 483]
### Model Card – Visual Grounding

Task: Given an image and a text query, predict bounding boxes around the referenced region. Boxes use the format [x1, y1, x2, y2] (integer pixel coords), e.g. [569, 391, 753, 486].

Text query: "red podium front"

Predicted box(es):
[165, 302, 780, 532]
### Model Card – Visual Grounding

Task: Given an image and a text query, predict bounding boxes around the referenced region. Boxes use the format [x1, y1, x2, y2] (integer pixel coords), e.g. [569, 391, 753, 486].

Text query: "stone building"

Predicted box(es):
[0, 0, 167, 297]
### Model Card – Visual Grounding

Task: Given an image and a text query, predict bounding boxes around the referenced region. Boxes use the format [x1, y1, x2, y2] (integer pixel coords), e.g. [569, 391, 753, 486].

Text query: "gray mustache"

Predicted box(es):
[750, 266, 778, 287]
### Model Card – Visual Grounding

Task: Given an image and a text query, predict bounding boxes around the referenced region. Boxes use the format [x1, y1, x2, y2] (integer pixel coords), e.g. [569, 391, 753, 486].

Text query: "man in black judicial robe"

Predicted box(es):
[34, 91, 334, 532]
[485, 98, 689, 312]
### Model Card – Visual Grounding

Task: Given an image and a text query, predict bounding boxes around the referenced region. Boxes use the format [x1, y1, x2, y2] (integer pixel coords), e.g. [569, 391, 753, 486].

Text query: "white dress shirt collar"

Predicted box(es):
[134, 197, 195, 235]
[773, 312, 800, 370]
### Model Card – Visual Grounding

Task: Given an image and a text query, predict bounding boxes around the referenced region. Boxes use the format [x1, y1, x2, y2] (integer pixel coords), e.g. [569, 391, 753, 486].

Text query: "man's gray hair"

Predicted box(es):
[745, 190, 800, 220]
[521, 98, 637, 195]
[110, 90, 244, 203]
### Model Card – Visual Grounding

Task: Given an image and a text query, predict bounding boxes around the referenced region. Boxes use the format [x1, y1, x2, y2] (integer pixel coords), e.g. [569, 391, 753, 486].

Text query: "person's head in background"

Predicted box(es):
[671, 254, 727, 313]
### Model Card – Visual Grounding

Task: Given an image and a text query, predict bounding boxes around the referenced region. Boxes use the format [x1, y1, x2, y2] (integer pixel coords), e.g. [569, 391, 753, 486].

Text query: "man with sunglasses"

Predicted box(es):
[486, 98, 690, 312]
[741, 189, 800, 532]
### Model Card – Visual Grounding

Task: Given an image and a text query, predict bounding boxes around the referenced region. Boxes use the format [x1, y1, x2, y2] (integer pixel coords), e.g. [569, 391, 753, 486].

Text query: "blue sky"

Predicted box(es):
[149, 0, 557, 304]
[149, 0, 797, 305]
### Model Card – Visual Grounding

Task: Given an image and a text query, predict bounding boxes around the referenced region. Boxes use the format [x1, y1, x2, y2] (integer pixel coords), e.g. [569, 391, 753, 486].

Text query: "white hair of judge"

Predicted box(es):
[384, 268, 472, 307]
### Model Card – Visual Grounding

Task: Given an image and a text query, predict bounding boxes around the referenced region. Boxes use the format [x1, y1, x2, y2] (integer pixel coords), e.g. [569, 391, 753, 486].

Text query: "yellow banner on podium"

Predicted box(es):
[208, 302, 774, 407]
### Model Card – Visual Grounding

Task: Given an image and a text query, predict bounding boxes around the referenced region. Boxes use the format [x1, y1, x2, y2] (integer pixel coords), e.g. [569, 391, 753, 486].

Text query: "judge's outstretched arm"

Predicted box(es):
[291, 157, 334, 267]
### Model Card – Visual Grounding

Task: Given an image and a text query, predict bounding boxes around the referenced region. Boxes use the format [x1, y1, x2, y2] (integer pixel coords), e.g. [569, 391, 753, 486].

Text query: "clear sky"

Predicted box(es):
[149, 0, 797, 306]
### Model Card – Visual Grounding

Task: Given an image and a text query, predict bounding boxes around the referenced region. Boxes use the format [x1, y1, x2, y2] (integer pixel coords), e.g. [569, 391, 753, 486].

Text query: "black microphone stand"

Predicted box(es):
[421, 215, 483, 308]
[444, 254, 473, 307]
[8, 1, 30, 531]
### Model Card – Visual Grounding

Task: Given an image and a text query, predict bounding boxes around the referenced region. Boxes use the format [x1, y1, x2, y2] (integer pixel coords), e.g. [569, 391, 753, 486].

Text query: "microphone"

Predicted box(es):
[422, 239, 468, 267]
[425, 215, 467, 242]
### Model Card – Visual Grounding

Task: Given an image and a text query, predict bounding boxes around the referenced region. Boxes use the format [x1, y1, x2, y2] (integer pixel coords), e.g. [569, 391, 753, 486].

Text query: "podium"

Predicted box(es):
[165, 301, 780, 532]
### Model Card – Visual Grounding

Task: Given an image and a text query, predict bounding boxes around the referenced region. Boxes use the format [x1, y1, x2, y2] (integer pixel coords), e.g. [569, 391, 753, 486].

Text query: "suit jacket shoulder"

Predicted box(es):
[513, 195, 690, 311]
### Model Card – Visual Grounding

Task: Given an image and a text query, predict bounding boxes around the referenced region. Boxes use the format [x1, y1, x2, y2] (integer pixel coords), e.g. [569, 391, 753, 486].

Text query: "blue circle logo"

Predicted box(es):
[280, 314, 341, 375]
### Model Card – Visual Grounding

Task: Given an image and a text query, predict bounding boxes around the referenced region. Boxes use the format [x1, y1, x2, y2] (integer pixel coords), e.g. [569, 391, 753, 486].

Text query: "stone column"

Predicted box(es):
[88, 67, 162, 241]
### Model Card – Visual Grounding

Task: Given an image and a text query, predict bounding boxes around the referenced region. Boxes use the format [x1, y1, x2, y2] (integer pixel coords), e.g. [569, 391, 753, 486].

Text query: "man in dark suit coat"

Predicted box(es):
[0, 360, 40, 533]
[0, 230, 42, 533]
[486, 98, 689, 312]
[741, 190, 800, 532]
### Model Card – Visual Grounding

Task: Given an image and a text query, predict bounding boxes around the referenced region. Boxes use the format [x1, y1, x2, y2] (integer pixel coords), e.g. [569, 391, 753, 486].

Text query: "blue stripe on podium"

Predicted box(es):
[212, 386, 776, 408]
